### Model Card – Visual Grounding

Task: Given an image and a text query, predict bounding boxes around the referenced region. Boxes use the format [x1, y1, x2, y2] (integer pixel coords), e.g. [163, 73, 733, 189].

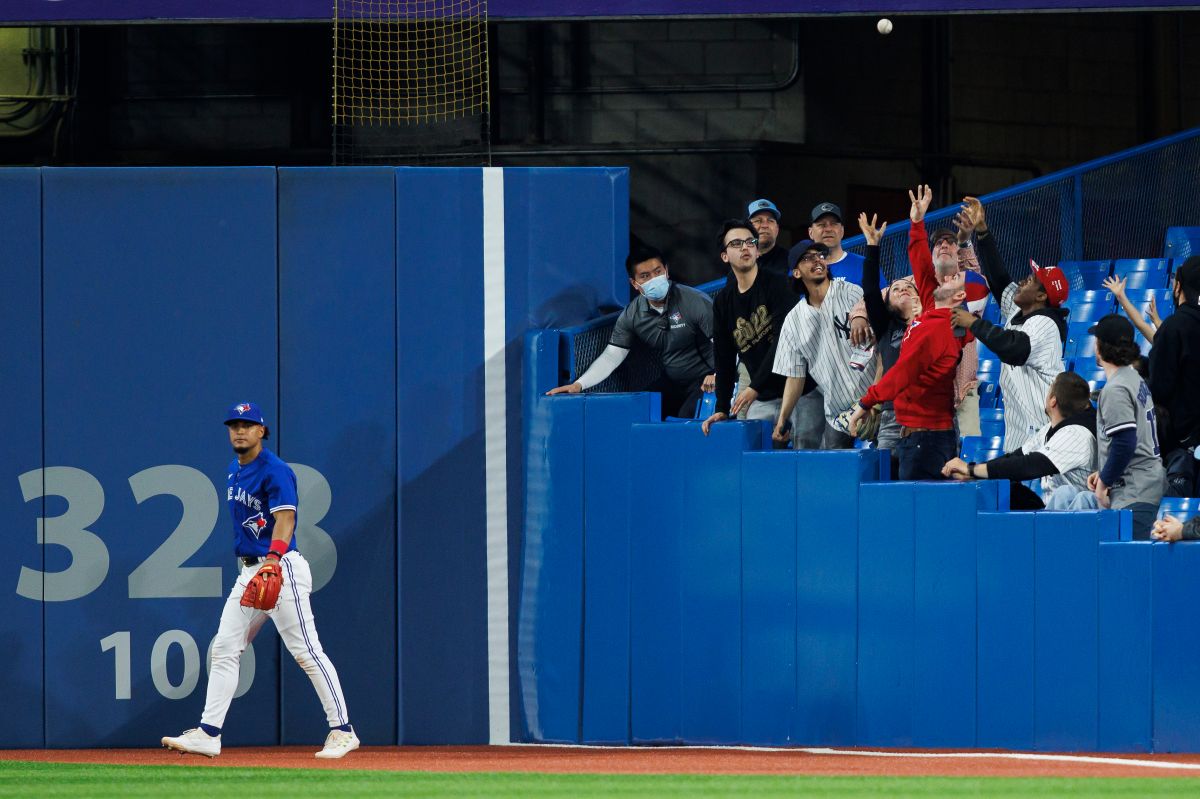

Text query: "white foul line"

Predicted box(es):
[482, 167, 510, 745]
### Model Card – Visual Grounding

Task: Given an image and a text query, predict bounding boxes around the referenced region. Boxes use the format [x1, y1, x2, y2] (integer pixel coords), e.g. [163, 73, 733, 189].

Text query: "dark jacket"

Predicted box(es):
[1149, 303, 1200, 448]
[986, 407, 1097, 482]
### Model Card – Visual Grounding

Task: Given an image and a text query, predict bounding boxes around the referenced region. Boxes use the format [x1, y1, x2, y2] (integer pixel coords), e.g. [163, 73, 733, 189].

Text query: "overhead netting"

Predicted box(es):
[333, 0, 490, 165]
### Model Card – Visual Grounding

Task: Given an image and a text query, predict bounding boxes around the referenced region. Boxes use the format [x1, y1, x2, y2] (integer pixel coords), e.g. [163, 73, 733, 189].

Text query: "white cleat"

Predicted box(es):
[315, 728, 360, 759]
[161, 728, 221, 758]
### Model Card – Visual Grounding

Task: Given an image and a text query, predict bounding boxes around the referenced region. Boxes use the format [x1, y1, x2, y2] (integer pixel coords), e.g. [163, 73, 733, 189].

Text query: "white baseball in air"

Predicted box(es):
[877, 18, 893, 35]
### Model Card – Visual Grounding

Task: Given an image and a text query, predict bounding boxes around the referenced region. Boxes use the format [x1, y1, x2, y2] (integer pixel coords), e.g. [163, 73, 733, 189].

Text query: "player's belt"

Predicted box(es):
[899, 426, 954, 438]
[239, 556, 265, 568]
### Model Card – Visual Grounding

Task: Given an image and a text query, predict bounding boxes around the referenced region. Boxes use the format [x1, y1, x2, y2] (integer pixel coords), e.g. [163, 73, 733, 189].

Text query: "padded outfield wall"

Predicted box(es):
[0, 165, 628, 748]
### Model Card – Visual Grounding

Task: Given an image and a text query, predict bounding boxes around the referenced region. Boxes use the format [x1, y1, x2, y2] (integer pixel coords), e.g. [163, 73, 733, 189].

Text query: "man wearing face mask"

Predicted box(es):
[546, 243, 716, 420]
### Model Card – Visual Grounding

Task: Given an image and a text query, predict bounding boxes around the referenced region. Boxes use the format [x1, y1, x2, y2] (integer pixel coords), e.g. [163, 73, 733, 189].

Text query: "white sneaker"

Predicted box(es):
[315, 728, 360, 759]
[162, 728, 221, 758]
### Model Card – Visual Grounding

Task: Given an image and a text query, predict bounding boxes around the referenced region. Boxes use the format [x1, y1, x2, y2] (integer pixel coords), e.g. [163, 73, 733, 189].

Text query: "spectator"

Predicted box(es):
[748, 199, 789, 277]
[941, 372, 1097, 510]
[1149, 255, 1200, 495]
[809, 202, 865, 286]
[857, 212, 921, 455]
[950, 196, 1068, 453]
[847, 272, 970, 479]
[702, 220, 798, 436]
[1046, 315, 1165, 539]
[546, 244, 715, 419]
[1151, 514, 1200, 542]
[908, 186, 992, 439]
[772, 239, 875, 450]
[1104, 274, 1163, 343]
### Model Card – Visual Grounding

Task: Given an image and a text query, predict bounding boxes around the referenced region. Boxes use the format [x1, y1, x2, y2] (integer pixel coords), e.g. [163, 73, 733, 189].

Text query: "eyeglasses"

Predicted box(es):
[725, 238, 758, 250]
[799, 252, 826, 263]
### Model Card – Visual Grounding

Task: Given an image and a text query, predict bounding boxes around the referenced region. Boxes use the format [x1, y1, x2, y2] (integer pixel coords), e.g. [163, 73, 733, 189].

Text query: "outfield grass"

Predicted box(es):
[3, 762, 1200, 799]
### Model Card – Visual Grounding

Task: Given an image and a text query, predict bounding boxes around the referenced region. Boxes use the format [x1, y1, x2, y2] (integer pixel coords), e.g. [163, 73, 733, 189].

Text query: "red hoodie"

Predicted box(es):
[859, 306, 963, 429]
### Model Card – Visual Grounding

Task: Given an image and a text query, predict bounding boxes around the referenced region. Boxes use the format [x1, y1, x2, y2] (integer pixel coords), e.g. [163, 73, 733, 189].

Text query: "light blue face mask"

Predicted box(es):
[641, 274, 670, 302]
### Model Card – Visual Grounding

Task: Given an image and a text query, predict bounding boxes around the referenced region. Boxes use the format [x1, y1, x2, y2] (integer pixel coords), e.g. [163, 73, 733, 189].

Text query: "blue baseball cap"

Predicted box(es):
[224, 401, 266, 427]
[747, 199, 780, 220]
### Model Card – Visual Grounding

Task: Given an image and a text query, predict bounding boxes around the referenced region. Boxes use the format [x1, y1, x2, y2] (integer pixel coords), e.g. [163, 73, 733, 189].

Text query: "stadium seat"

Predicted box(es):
[977, 381, 998, 409]
[1113, 258, 1171, 276]
[1066, 322, 1098, 361]
[1164, 227, 1200, 260]
[980, 419, 1005, 438]
[960, 435, 983, 460]
[1117, 288, 1174, 323]
[1059, 259, 1112, 291]
[1157, 497, 1200, 523]
[1114, 270, 1168, 290]
[695, 391, 716, 420]
[981, 299, 1002, 324]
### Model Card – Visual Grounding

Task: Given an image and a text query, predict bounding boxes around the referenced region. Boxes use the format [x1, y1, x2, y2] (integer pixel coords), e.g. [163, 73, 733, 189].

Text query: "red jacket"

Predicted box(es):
[860, 306, 963, 429]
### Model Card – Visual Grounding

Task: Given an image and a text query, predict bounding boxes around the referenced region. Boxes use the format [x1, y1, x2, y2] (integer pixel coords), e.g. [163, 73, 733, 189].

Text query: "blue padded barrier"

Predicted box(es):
[792, 450, 880, 745]
[913, 483, 987, 746]
[40, 167, 282, 747]
[629, 421, 764, 743]
[856, 483, 917, 746]
[1033, 511, 1120, 751]
[277, 167, 398, 746]
[517, 394, 586, 743]
[581, 393, 659, 744]
[740, 453, 798, 745]
[0, 168, 44, 747]
[977, 511, 1036, 749]
[1098, 542, 1152, 752]
[1152, 542, 1200, 752]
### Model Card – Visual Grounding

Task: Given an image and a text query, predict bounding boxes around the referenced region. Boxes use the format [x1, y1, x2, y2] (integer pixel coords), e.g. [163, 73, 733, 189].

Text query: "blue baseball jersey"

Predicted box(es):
[226, 446, 299, 557]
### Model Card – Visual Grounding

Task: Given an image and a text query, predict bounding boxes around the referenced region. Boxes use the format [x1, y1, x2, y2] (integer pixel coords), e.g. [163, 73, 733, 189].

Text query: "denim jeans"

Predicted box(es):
[895, 429, 957, 481]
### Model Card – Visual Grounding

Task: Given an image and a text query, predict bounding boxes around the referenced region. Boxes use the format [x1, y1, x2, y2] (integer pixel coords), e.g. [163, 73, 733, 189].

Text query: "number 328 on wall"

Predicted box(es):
[14, 464, 336, 602]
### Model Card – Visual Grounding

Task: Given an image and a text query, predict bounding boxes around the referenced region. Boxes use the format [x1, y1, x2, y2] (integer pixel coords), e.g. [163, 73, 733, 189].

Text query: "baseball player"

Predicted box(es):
[163, 402, 357, 759]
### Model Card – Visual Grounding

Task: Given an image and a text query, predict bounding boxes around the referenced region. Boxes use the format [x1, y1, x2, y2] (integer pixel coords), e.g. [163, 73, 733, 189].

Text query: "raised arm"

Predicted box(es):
[1103, 275, 1157, 342]
[857, 213, 892, 340]
[966, 197, 1014, 292]
[907, 184, 937, 310]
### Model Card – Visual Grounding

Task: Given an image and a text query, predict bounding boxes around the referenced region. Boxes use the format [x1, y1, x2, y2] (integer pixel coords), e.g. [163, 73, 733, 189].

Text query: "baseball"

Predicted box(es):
[877, 18, 893, 35]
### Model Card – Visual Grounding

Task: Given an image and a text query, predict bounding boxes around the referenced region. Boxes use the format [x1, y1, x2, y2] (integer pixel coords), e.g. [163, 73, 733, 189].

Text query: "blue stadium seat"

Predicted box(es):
[961, 435, 983, 460]
[1059, 259, 1112, 291]
[1113, 258, 1171, 276]
[1064, 302, 1114, 324]
[1158, 497, 1200, 523]
[1120, 288, 1173, 315]
[1165, 227, 1200, 260]
[979, 407, 1004, 423]
[977, 381, 998, 409]
[978, 448, 1005, 463]
[1114, 270, 1168, 290]
[1066, 322, 1098, 361]
[976, 363, 1000, 385]
[980, 419, 1005, 439]
[695, 391, 716, 420]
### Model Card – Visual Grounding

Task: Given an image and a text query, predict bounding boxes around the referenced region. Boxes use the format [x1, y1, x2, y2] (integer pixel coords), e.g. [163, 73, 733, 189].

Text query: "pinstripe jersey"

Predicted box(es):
[996, 283, 1066, 452]
[773, 278, 877, 423]
[1019, 421, 1096, 495]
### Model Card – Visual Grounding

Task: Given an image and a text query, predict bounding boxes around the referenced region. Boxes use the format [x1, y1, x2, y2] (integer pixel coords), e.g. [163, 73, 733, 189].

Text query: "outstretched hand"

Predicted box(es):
[1148, 295, 1163, 327]
[953, 207, 976, 244]
[858, 212, 887, 246]
[962, 196, 986, 233]
[1102, 275, 1127, 301]
[908, 185, 933, 224]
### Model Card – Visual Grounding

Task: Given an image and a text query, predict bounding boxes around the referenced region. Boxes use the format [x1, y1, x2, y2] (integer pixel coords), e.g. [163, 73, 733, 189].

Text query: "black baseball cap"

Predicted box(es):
[931, 229, 958, 246]
[1175, 255, 1200, 294]
[787, 239, 830, 272]
[810, 202, 842, 224]
[1087, 314, 1135, 346]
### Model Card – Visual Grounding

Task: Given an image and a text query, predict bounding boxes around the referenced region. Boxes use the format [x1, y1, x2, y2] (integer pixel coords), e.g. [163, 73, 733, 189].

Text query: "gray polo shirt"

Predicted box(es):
[1097, 365, 1165, 509]
[611, 283, 714, 385]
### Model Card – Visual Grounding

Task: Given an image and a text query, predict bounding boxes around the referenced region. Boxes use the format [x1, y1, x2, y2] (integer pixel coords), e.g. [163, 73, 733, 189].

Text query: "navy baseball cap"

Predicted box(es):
[747, 198, 780, 220]
[787, 239, 830, 272]
[1087, 314, 1135, 346]
[224, 401, 267, 427]
[811, 202, 842, 224]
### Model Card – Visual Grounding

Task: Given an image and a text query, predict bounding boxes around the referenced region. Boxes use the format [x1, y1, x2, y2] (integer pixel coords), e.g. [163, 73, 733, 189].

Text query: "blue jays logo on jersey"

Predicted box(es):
[669, 311, 682, 324]
[241, 511, 269, 539]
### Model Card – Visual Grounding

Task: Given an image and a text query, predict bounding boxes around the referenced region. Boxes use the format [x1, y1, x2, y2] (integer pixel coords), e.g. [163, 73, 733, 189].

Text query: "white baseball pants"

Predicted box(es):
[201, 551, 350, 730]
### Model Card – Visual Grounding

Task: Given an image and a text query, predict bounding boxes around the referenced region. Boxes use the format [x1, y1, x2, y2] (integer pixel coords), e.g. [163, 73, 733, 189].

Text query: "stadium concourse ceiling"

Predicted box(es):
[2, 0, 1197, 23]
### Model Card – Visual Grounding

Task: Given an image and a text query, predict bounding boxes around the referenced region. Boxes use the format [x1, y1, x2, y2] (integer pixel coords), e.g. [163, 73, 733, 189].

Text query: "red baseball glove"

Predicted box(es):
[240, 559, 283, 610]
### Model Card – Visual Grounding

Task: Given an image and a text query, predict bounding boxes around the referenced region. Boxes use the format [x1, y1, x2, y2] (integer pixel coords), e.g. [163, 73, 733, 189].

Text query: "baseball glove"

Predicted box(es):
[240, 560, 283, 611]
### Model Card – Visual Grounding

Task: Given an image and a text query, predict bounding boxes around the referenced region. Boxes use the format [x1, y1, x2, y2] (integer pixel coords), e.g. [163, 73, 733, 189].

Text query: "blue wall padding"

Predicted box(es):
[395, 168, 490, 743]
[912, 483, 980, 746]
[0, 169, 44, 747]
[740, 453, 798, 745]
[503, 168, 630, 329]
[1098, 542, 1152, 752]
[276, 168, 398, 746]
[976, 511, 1036, 750]
[1033, 512, 1117, 751]
[792, 451, 877, 745]
[1152, 543, 1200, 752]
[856, 482, 916, 746]
[581, 393, 659, 743]
[40, 167, 281, 746]
[517, 394, 585, 742]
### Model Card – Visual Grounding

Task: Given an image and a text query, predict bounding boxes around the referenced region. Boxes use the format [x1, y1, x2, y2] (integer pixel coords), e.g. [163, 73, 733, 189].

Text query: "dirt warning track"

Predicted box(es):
[5, 744, 1200, 778]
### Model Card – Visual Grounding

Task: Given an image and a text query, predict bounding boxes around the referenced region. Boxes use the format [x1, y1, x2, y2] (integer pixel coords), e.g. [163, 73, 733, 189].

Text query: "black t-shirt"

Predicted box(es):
[757, 244, 790, 278]
[712, 268, 798, 414]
